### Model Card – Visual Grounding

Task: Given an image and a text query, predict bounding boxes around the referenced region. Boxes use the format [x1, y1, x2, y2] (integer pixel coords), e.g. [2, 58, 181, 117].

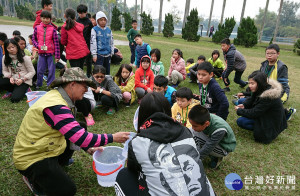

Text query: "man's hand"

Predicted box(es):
[112, 132, 130, 143]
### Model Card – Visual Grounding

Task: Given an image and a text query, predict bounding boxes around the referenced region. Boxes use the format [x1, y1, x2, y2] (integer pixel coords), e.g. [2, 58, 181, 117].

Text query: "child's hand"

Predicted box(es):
[112, 132, 130, 143]
[93, 56, 97, 63]
[147, 88, 152, 93]
[55, 59, 60, 63]
[10, 78, 15, 84]
[15, 79, 23, 86]
[237, 92, 244, 98]
[86, 147, 103, 155]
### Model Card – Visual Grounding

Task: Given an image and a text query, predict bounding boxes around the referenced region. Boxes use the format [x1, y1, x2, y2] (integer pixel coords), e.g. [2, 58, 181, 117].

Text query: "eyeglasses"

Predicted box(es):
[94, 75, 105, 79]
[266, 53, 277, 56]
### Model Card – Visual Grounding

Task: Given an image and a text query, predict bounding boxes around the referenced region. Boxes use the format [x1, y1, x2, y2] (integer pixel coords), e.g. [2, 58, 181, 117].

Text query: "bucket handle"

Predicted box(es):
[27, 97, 37, 103]
[93, 161, 123, 176]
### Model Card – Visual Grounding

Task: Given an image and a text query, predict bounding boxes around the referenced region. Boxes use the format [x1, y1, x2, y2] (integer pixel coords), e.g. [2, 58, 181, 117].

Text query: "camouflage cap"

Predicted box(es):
[50, 67, 96, 89]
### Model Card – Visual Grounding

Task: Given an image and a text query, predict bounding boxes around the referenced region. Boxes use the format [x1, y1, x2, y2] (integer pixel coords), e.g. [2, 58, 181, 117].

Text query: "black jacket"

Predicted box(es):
[223, 44, 246, 78]
[76, 17, 93, 48]
[127, 112, 215, 196]
[237, 79, 287, 144]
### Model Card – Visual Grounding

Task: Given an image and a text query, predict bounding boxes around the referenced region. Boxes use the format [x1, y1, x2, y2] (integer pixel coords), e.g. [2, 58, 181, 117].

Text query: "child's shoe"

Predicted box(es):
[43, 75, 48, 82]
[26, 87, 32, 93]
[209, 156, 223, 169]
[107, 108, 116, 115]
[95, 101, 102, 108]
[2, 92, 12, 99]
[125, 102, 131, 107]
[232, 99, 238, 106]
[85, 113, 95, 126]
[171, 82, 179, 88]
[239, 81, 248, 88]
[223, 87, 230, 92]
[286, 107, 296, 121]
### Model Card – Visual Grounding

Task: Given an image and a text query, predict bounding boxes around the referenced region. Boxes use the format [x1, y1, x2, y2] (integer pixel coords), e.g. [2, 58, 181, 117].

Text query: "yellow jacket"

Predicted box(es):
[171, 99, 200, 128]
[13, 90, 68, 170]
[185, 63, 195, 74]
[114, 73, 136, 104]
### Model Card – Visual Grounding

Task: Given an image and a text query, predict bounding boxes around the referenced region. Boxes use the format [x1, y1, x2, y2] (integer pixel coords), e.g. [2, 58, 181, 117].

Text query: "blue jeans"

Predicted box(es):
[96, 55, 111, 75]
[237, 117, 255, 130]
[238, 97, 246, 105]
[222, 70, 247, 87]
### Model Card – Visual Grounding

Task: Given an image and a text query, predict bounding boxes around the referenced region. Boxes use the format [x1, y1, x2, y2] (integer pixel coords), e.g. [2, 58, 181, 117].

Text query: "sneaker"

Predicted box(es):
[223, 87, 230, 92]
[286, 107, 296, 121]
[209, 156, 223, 169]
[240, 82, 248, 88]
[171, 82, 179, 88]
[107, 108, 116, 115]
[2, 92, 12, 99]
[22, 176, 44, 196]
[95, 101, 102, 108]
[232, 99, 238, 106]
[125, 102, 131, 107]
[67, 158, 74, 166]
[85, 113, 95, 126]
[43, 75, 48, 82]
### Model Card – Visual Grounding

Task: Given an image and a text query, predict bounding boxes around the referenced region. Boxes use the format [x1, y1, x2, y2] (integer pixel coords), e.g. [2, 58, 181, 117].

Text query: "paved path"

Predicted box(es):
[0, 25, 128, 45]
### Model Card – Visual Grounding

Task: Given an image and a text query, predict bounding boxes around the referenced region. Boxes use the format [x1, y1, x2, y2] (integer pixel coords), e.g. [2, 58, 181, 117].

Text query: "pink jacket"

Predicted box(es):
[168, 57, 186, 80]
[36, 23, 55, 54]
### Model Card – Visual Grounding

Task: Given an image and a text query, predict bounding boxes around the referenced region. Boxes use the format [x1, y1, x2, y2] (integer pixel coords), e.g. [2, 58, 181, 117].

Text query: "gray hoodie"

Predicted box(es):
[90, 11, 114, 58]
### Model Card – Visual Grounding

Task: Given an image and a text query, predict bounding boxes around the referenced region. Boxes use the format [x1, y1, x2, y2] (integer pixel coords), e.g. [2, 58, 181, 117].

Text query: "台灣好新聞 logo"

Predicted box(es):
[225, 173, 243, 190]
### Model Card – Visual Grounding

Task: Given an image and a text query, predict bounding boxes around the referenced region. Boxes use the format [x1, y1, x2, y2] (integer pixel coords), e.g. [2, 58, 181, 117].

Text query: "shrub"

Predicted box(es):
[15, 5, 35, 21]
[234, 17, 258, 47]
[163, 13, 174, 38]
[111, 6, 122, 31]
[0, 5, 3, 16]
[140, 12, 154, 36]
[123, 12, 132, 32]
[182, 8, 200, 42]
[293, 38, 300, 56]
[56, 18, 63, 23]
[212, 17, 236, 43]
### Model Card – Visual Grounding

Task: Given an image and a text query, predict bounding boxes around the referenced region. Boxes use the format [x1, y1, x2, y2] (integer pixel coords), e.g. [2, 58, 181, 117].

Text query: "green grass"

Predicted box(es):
[0, 17, 299, 196]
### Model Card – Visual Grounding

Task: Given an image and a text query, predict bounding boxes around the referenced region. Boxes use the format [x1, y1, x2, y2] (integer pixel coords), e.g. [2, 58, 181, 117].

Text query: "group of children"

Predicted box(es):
[0, 0, 296, 181]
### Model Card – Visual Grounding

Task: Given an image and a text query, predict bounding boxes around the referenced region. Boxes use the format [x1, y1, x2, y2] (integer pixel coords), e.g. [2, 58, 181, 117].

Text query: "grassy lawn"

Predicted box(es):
[0, 17, 299, 195]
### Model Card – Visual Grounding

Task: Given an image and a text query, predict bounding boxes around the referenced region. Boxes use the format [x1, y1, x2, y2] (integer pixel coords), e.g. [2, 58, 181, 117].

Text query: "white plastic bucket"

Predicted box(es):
[25, 91, 47, 107]
[93, 146, 126, 187]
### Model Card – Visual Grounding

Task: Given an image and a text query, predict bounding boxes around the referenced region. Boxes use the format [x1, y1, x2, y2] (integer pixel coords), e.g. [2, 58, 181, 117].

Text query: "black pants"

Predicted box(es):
[18, 141, 76, 196]
[85, 52, 92, 78]
[129, 43, 136, 64]
[190, 71, 197, 82]
[0, 78, 29, 102]
[213, 67, 224, 78]
[222, 70, 247, 87]
[75, 97, 91, 117]
[93, 92, 118, 108]
[69, 56, 87, 70]
[115, 168, 139, 196]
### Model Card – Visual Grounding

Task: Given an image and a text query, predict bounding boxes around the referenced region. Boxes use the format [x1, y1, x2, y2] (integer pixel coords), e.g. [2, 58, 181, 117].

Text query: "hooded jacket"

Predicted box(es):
[128, 112, 215, 196]
[61, 21, 90, 60]
[114, 72, 137, 105]
[76, 16, 93, 49]
[33, 10, 57, 29]
[223, 44, 246, 78]
[168, 57, 186, 80]
[134, 56, 155, 90]
[90, 11, 114, 57]
[237, 79, 287, 144]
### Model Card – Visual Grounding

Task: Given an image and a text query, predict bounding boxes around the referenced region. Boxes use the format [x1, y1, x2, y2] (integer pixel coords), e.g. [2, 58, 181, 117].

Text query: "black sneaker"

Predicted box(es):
[286, 107, 296, 121]
[223, 87, 230, 92]
[240, 82, 248, 88]
[232, 99, 238, 106]
[209, 156, 223, 169]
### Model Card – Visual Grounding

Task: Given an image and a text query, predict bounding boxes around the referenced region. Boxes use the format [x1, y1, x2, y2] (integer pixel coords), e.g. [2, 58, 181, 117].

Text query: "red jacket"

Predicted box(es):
[134, 56, 154, 90]
[33, 10, 57, 29]
[61, 22, 90, 60]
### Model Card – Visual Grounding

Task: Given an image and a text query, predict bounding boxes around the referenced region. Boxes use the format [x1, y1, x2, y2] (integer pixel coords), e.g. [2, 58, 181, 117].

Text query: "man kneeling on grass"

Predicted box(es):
[188, 105, 237, 169]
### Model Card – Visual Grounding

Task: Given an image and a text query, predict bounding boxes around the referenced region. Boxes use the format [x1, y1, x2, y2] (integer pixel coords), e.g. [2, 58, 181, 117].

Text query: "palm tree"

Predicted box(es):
[35, 0, 38, 11]
[140, 0, 144, 30]
[124, 0, 127, 12]
[134, 0, 137, 20]
[259, 0, 270, 42]
[240, 0, 247, 23]
[220, 0, 226, 25]
[60, 0, 64, 18]
[67, 0, 71, 8]
[12, 0, 16, 17]
[182, 0, 191, 29]
[55, 0, 59, 18]
[273, 0, 283, 42]
[95, 0, 98, 11]
[207, 0, 215, 36]
[158, 0, 164, 33]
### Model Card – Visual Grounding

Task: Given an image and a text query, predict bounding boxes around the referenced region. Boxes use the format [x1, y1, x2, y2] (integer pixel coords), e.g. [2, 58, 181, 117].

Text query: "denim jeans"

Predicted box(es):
[237, 117, 255, 130]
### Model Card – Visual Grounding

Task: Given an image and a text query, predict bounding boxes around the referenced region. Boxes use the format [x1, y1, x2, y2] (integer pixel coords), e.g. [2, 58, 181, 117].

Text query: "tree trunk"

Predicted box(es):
[158, 0, 164, 33]
[124, 0, 126, 12]
[259, 0, 269, 42]
[67, 0, 70, 8]
[207, 0, 214, 36]
[240, 0, 247, 23]
[220, 0, 226, 25]
[140, 0, 143, 30]
[12, 0, 16, 17]
[108, 3, 111, 26]
[60, 0, 64, 19]
[273, 0, 283, 42]
[35, 0, 38, 11]
[95, 0, 98, 12]
[182, 0, 191, 29]
[134, 0, 137, 20]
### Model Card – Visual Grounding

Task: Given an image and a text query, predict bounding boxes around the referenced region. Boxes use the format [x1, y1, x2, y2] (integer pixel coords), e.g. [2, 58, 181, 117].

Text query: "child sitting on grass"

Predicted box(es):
[91, 65, 122, 115]
[235, 71, 287, 144]
[134, 56, 154, 102]
[150, 48, 164, 76]
[208, 50, 225, 79]
[167, 49, 186, 87]
[189, 55, 206, 83]
[188, 105, 236, 168]
[114, 64, 136, 106]
[196, 62, 229, 120]
[153, 75, 176, 107]
[171, 87, 199, 128]
[185, 58, 195, 78]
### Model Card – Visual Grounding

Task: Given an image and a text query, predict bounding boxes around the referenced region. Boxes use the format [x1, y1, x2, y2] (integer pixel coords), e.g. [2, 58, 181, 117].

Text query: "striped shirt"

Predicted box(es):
[43, 105, 113, 151]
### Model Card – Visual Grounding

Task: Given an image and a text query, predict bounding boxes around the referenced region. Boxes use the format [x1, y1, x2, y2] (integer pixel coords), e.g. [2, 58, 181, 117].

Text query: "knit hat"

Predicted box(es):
[50, 67, 96, 89]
